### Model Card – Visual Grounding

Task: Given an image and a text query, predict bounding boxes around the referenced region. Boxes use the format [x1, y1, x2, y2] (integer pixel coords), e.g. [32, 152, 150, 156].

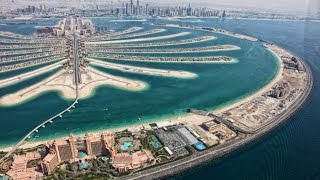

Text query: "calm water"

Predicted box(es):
[0, 17, 319, 180]
[170, 19, 320, 180]
[0, 17, 279, 148]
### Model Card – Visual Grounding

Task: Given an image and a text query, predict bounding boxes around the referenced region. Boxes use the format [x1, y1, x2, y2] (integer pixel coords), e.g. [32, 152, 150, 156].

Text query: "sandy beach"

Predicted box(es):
[0, 65, 148, 106]
[0, 60, 65, 88]
[0, 44, 283, 152]
[86, 32, 191, 44]
[88, 58, 197, 79]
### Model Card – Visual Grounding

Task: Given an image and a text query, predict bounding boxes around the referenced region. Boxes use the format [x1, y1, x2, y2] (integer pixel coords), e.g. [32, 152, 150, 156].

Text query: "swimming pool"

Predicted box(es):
[121, 141, 134, 151]
[194, 142, 206, 151]
[78, 151, 87, 159]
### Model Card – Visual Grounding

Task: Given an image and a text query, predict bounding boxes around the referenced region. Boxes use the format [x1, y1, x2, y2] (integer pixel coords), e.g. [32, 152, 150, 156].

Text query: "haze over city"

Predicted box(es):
[0, 0, 319, 15]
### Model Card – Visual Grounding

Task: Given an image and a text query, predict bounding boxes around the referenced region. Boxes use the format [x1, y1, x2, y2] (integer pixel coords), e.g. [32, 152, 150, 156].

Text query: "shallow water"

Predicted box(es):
[168, 18, 320, 180]
[0, 17, 279, 149]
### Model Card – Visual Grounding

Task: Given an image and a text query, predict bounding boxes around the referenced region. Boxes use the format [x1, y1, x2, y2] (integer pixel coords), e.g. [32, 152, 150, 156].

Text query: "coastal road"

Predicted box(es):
[119, 59, 313, 180]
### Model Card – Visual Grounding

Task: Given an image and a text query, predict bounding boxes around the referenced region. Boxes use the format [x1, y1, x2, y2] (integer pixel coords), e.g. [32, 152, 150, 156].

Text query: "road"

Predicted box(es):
[118, 59, 313, 180]
[0, 34, 82, 164]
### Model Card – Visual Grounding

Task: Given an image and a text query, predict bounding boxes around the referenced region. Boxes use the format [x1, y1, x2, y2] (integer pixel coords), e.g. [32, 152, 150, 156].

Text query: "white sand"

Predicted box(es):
[0, 60, 65, 88]
[86, 32, 191, 44]
[0, 43, 284, 152]
[0, 66, 148, 106]
[88, 58, 197, 79]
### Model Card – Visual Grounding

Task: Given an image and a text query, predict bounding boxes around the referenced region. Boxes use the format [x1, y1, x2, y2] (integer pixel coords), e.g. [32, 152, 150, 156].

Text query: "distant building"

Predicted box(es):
[36, 27, 54, 34]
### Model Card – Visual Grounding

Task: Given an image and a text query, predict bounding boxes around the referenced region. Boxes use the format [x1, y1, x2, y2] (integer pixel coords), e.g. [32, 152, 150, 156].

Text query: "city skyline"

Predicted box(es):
[0, 0, 319, 15]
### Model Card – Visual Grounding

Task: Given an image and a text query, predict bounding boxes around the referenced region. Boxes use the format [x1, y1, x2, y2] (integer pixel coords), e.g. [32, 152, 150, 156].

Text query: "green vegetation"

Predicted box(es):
[0, 151, 6, 158]
[26, 159, 40, 168]
[141, 131, 170, 161]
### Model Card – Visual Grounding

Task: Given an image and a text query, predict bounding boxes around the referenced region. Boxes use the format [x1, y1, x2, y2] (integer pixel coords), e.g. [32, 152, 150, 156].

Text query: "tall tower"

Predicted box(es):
[122, 2, 125, 15]
[146, 4, 149, 16]
[130, 0, 133, 16]
[136, 0, 140, 15]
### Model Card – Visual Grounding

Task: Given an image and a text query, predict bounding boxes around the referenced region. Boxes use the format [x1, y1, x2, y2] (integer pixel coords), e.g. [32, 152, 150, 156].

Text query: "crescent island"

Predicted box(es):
[0, 17, 313, 180]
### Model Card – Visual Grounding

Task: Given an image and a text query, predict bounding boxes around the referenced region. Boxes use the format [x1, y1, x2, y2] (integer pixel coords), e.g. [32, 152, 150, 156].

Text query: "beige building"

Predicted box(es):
[203, 121, 236, 143]
[112, 150, 154, 172]
[41, 133, 116, 175]
[6, 152, 42, 180]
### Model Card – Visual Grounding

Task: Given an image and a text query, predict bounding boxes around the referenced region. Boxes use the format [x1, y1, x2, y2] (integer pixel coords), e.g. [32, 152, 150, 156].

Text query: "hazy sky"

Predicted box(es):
[148, 0, 320, 13]
[2, 0, 319, 14]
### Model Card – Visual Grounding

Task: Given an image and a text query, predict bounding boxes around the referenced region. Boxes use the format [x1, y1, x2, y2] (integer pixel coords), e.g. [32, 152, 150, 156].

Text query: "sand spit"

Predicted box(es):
[89, 54, 236, 63]
[0, 55, 65, 72]
[86, 32, 191, 44]
[89, 45, 241, 54]
[0, 31, 33, 39]
[86, 36, 215, 48]
[0, 60, 65, 88]
[87, 58, 197, 78]
[0, 70, 75, 106]
[0, 66, 147, 106]
[78, 67, 147, 98]
[89, 29, 167, 42]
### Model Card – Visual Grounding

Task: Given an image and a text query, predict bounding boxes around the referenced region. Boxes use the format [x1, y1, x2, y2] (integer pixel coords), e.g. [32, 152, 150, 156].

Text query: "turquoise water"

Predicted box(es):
[0, 17, 279, 148]
[121, 141, 134, 151]
[168, 18, 320, 180]
[78, 151, 87, 159]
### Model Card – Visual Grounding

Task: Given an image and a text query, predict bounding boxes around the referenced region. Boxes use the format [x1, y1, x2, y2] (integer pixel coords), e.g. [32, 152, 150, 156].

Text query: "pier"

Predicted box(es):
[0, 99, 79, 164]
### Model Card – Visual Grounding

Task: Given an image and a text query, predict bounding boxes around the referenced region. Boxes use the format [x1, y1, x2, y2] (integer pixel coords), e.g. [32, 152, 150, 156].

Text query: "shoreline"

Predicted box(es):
[117, 46, 313, 180]
[0, 44, 282, 152]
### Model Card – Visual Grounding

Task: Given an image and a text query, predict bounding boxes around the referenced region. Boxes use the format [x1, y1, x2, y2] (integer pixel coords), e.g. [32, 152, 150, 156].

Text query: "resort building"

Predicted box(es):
[112, 150, 154, 172]
[41, 133, 116, 174]
[6, 152, 42, 180]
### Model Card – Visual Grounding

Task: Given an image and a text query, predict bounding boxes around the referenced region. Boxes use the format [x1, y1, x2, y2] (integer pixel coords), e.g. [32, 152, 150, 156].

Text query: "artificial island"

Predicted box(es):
[0, 16, 313, 180]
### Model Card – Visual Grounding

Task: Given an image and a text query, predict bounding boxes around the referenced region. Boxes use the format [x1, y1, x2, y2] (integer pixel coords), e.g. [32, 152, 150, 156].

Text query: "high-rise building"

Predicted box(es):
[122, 2, 125, 15]
[136, 0, 140, 15]
[187, 3, 192, 16]
[146, 4, 149, 16]
[130, 0, 133, 16]
[125, 3, 129, 16]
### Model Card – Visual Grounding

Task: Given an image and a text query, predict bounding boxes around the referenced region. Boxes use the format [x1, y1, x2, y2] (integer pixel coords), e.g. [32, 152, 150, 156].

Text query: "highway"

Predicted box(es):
[119, 59, 313, 180]
[73, 34, 82, 86]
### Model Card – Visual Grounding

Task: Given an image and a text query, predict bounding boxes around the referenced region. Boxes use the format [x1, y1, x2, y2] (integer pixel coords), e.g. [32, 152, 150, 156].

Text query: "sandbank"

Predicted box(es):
[87, 58, 197, 79]
[86, 32, 191, 44]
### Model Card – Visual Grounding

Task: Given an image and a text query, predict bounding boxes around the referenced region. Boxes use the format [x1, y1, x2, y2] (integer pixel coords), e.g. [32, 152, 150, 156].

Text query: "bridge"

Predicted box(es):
[0, 34, 83, 164]
[0, 99, 79, 164]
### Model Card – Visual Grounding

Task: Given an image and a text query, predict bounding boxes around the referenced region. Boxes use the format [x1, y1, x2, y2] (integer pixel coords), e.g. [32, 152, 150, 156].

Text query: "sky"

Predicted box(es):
[146, 0, 320, 14]
[1, 0, 319, 15]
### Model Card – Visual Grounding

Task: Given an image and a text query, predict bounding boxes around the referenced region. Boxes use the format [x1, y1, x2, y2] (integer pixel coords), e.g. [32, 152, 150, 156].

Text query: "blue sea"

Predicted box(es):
[169, 18, 320, 180]
[1, 17, 320, 180]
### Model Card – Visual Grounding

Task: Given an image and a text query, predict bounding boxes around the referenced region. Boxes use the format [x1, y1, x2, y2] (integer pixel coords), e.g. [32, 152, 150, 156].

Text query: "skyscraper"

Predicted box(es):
[136, 0, 140, 15]
[146, 4, 149, 16]
[130, 0, 133, 16]
[187, 3, 192, 16]
[125, 3, 129, 16]
[122, 2, 125, 15]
